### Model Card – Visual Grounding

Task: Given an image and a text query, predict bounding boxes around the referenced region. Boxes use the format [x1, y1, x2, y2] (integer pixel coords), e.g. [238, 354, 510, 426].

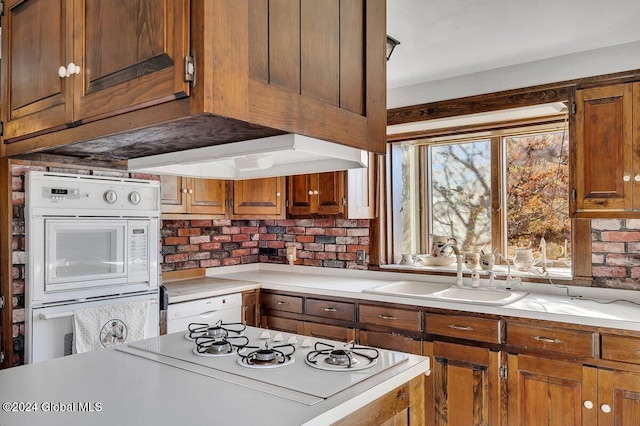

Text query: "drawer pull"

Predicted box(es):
[449, 324, 473, 332]
[322, 307, 337, 312]
[276, 301, 289, 305]
[378, 314, 397, 321]
[533, 336, 561, 344]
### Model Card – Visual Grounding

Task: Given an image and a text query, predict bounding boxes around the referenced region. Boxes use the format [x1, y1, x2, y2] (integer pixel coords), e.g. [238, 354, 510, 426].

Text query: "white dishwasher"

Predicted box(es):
[166, 293, 243, 334]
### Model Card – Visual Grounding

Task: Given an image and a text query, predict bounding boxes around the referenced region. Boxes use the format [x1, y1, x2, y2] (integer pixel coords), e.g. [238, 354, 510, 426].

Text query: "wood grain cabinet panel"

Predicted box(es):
[598, 368, 640, 425]
[160, 175, 226, 215]
[601, 334, 640, 365]
[261, 315, 304, 334]
[424, 341, 501, 426]
[302, 322, 356, 343]
[1, 0, 189, 141]
[425, 313, 501, 344]
[261, 293, 303, 314]
[358, 330, 422, 355]
[507, 354, 597, 425]
[359, 304, 422, 332]
[231, 177, 285, 219]
[573, 82, 640, 216]
[287, 172, 345, 216]
[305, 298, 355, 322]
[506, 321, 595, 359]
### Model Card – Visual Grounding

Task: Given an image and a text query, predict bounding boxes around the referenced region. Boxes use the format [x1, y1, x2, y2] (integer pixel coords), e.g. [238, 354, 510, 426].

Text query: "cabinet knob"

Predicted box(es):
[308, 191, 314, 195]
[600, 404, 611, 413]
[313, 190, 319, 195]
[58, 66, 67, 78]
[67, 62, 81, 76]
[181, 188, 188, 194]
[583, 400, 593, 409]
[276, 192, 281, 197]
[187, 189, 193, 194]
[635, 175, 640, 182]
[623, 175, 631, 182]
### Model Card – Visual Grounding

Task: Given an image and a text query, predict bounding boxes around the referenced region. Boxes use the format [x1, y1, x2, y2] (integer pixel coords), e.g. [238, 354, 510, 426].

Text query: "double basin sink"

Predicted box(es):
[364, 280, 527, 306]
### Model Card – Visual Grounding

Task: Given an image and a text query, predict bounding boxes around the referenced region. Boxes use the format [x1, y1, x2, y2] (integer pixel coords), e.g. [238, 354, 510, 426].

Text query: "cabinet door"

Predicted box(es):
[232, 177, 284, 218]
[288, 174, 316, 216]
[188, 179, 226, 215]
[424, 341, 501, 426]
[316, 172, 345, 215]
[242, 290, 259, 327]
[574, 84, 633, 214]
[75, 0, 190, 122]
[2, 0, 74, 140]
[507, 354, 597, 425]
[160, 175, 187, 214]
[598, 368, 640, 426]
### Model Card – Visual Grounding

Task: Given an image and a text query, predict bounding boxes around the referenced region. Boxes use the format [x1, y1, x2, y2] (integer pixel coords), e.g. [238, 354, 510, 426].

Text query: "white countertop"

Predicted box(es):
[0, 330, 429, 426]
[163, 264, 640, 331]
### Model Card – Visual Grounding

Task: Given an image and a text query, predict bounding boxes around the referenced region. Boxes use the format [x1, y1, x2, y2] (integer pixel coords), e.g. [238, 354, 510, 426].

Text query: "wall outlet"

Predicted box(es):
[286, 246, 296, 262]
[356, 250, 366, 265]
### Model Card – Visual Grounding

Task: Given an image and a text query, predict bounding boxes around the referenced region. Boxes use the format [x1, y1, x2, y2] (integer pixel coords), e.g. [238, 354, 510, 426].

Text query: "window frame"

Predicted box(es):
[384, 116, 587, 281]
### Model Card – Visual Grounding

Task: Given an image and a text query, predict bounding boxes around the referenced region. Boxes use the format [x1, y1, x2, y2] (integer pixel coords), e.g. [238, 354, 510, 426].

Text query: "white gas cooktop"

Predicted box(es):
[118, 327, 408, 405]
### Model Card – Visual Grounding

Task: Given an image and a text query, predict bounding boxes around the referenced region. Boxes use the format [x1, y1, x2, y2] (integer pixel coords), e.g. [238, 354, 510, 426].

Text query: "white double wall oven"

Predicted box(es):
[25, 172, 161, 363]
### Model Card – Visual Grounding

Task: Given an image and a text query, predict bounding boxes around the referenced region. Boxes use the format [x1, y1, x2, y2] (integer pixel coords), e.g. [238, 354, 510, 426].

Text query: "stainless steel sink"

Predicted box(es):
[364, 281, 527, 306]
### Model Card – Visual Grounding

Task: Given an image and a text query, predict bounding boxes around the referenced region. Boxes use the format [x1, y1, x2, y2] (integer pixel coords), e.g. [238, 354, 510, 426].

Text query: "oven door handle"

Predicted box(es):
[39, 312, 74, 320]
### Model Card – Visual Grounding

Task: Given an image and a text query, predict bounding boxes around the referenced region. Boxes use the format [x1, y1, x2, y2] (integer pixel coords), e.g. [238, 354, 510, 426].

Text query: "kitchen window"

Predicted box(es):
[388, 121, 572, 276]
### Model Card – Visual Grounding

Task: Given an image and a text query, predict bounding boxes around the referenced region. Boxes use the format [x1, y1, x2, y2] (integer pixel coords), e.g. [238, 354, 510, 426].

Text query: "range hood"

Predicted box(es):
[127, 134, 368, 179]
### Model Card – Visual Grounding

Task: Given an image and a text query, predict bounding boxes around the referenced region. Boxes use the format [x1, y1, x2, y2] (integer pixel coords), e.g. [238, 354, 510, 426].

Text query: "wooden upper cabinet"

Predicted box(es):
[573, 83, 635, 216]
[287, 172, 345, 216]
[230, 177, 285, 219]
[1, 0, 189, 141]
[160, 175, 226, 216]
[238, 0, 386, 153]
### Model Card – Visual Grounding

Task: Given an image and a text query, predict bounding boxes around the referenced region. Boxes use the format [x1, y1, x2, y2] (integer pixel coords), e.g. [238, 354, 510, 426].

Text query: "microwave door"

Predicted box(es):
[45, 220, 127, 291]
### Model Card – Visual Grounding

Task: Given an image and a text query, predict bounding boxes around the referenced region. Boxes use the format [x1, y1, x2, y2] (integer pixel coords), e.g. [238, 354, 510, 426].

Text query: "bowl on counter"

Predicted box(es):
[416, 254, 457, 267]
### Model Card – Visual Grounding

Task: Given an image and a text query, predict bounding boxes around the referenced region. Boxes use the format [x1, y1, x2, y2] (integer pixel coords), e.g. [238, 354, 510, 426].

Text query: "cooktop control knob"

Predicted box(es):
[128, 191, 141, 205]
[103, 190, 118, 204]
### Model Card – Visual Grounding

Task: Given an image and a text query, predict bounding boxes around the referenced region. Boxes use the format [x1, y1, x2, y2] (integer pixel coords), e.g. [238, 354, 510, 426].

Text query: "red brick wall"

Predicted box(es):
[161, 219, 260, 272]
[591, 219, 640, 289]
[258, 219, 370, 269]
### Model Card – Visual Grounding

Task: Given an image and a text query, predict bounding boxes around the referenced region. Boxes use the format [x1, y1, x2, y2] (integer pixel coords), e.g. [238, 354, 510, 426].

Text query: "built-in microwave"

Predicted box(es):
[26, 172, 160, 306]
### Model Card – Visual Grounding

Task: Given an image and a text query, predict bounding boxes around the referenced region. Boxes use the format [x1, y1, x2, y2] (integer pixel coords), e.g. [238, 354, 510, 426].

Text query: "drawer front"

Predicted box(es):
[358, 330, 422, 355]
[426, 313, 501, 344]
[303, 322, 356, 343]
[359, 304, 421, 332]
[261, 293, 303, 314]
[602, 334, 640, 365]
[306, 298, 355, 322]
[506, 322, 595, 358]
[263, 316, 303, 334]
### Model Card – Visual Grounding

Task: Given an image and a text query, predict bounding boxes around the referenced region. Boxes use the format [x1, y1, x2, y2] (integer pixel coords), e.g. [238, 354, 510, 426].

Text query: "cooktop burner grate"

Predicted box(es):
[186, 320, 246, 341]
[305, 341, 379, 371]
[193, 335, 250, 357]
[237, 341, 296, 368]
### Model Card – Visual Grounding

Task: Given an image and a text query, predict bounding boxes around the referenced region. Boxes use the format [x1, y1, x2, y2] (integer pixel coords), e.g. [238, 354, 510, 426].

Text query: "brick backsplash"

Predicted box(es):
[258, 219, 370, 269]
[591, 219, 640, 289]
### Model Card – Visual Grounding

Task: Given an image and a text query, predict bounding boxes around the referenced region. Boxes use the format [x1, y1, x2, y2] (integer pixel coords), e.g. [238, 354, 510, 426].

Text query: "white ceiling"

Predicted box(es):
[387, 0, 640, 107]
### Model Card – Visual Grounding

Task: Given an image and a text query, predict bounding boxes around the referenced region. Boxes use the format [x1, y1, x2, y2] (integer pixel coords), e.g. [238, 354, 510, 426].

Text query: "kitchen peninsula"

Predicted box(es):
[0, 325, 428, 426]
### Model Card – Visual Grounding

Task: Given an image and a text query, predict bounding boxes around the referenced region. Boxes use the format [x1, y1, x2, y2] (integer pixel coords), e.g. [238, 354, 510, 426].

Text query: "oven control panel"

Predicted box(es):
[27, 171, 160, 214]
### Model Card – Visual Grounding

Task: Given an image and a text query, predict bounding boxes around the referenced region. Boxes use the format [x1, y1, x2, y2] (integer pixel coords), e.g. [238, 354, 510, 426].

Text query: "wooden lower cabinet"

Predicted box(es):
[598, 368, 640, 426]
[333, 375, 425, 426]
[507, 354, 597, 425]
[423, 341, 501, 426]
[241, 290, 259, 327]
[358, 330, 422, 355]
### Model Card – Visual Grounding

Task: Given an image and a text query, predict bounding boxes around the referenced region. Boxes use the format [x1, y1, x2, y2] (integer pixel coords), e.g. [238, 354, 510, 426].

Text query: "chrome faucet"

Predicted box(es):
[439, 242, 463, 287]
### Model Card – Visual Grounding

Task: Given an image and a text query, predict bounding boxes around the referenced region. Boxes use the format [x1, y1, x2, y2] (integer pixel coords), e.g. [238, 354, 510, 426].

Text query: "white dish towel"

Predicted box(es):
[73, 301, 150, 354]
